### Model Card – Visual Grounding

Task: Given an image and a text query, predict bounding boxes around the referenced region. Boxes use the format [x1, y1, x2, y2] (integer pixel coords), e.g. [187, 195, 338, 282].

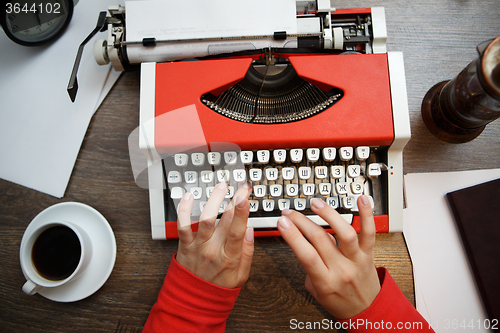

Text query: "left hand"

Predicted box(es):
[176, 182, 254, 289]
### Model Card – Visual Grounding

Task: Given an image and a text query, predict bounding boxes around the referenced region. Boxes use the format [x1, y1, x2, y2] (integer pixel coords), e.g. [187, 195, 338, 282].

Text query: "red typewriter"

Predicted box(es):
[125, 3, 411, 239]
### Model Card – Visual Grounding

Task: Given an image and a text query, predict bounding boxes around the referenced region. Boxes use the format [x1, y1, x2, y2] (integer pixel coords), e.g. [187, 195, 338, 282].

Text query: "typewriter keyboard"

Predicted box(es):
[162, 147, 387, 228]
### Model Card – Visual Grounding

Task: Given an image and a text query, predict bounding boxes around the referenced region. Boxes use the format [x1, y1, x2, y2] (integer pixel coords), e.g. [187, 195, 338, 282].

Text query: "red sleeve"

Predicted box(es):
[337, 267, 435, 332]
[142, 254, 241, 333]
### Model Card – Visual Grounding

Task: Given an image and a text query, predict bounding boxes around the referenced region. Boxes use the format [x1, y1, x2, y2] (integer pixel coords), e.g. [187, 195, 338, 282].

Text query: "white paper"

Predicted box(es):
[404, 169, 500, 208]
[0, 0, 123, 198]
[125, 0, 298, 42]
[403, 169, 500, 332]
[404, 202, 487, 332]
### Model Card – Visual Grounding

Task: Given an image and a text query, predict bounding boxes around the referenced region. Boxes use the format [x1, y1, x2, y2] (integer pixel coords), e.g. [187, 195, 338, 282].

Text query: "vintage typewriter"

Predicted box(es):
[85, 0, 410, 239]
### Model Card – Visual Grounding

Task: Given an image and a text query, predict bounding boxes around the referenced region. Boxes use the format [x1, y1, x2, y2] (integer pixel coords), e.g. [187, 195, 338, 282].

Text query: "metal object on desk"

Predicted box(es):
[421, 36, 500, 143]
[0, 0, 78, 46]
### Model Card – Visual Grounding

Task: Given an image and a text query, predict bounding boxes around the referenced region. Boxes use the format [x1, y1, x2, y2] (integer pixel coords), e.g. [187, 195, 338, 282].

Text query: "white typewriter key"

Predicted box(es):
[315, 166, 328, 179]
[207, 152, 221, 166]
[342, 196, 355, 210]
[294, 198, 307, 211]
[326, 196, 339, 209]
[174, 153, 188, 167]
[351, 182, 364, 194]
[273, 149, 286, 163]
[282, 167, 295, 180]
[347, 165, 361, 178]
[225, 186, 235, 199]
[199, 201, 207, 212]
[331, 165, 345, 179]
[224, 151, 237, 165]
[206, 186, 215, 198]
[249, 200, 259, 212]
[340, 147, 353, 161]
[257, 150, 270, 164]
[191, 153, 205, 166]
[249, 168, 262, 182]
[233, 169, 246, 183]
[319, 182, 332, 196]
[336, 182, 349, 195]
[290, 149, 303, 163]
[253, 185, 266, 198]
[240, 151, 253, 165]
[286, 184, 299, 196]
[356, 146, 370, 160]
[298, 166, 312, 180]
[184, 171, 198, 184]
[262, 199, 275, 212]
[190, 187, 202, 200]
[167, 171, 182, 183]
[278, 199, 290, 211]
[170, 187, 185, 199]
[217, 170, 230, 182]
[302, 183, 315, 196]
[265, 168, 279, 181]
[306, 148, 320, 162]
[269, 184, 283, 197]
[322, 147, 336, 161]
[368, 163, 382, 177]
[200, 170, 214, 183]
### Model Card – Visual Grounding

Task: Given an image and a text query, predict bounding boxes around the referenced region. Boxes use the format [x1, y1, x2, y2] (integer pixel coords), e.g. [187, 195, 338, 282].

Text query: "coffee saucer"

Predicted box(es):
[21, 202, 116, 302]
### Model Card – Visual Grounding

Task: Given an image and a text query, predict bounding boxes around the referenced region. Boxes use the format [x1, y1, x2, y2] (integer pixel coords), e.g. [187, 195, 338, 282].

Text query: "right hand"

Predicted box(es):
[277, 195, 381, 319]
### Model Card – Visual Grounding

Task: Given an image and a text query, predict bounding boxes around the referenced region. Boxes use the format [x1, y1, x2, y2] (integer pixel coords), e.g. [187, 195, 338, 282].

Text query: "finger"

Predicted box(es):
[216, 182, 252, 234]
[328, 233, 337, 247]
[197, 182, 228, 242]
[237, 227, 255, 286]
[177, 192, 194, 245]
[277, 215, 329, 282]
[222, 194, 251, 257]
[304, 274, 319, 300]
[281, 209, 340, 265]
[357, 195, 376, 254]
[310, 198, 360, 260]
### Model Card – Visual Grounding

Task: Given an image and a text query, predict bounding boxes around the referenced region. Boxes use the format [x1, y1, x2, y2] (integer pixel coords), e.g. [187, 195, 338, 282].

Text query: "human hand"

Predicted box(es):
[277, 195, 381, 319]
[176, 182, 254, 289]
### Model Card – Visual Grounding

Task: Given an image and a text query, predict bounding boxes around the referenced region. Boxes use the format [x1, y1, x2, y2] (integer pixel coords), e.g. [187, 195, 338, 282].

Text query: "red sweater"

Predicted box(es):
[143, 255, 434, 332]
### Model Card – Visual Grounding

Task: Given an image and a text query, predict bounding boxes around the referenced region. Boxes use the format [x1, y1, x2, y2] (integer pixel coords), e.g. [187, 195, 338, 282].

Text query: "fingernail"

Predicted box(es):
[235, 195, 246, 209]
[245, 227, 254, 243]
[182, 192, 193, 201]
[360, 195, 370, 207]
[216, 181, 227, 190]
[278, 216, 291, 229]
[242, 181, 252, 189]
[328, 233, 337, 246]
[281, 209, 293, 216]
[310, 198, 325, 210]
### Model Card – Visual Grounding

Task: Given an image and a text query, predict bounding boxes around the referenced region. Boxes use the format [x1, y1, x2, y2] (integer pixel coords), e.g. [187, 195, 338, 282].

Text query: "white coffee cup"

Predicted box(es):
[20, 220, 93, 296]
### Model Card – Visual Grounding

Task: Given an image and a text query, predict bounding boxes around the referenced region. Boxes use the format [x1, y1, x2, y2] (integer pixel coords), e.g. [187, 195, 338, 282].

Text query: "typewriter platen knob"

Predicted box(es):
[94, 39, 110, 65]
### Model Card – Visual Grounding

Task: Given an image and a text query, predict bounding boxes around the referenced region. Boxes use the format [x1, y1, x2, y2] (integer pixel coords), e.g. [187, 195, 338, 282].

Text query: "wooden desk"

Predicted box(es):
[1, 1, 499, 332]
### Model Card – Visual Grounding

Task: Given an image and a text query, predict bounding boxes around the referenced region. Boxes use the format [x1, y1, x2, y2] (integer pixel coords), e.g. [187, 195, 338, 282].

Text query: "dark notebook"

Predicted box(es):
[446, 178, 500, 323]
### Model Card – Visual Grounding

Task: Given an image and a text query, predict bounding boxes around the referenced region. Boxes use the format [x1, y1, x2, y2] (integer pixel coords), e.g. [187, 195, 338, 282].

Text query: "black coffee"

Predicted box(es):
[32, 225, 81, 281]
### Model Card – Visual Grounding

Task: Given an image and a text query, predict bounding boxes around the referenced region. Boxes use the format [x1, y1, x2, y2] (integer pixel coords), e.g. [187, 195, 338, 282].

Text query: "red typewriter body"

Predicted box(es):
[148, 52, 395, 238]
[153, 53, 394, 152]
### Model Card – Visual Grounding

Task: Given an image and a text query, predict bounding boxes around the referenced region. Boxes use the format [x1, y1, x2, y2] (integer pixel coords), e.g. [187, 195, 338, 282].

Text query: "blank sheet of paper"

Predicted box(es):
[0, 0, 123, 198]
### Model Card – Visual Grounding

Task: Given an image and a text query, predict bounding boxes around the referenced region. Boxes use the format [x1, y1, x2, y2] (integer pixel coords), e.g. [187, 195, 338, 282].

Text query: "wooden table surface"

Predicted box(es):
[1, 1, 499, 332]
